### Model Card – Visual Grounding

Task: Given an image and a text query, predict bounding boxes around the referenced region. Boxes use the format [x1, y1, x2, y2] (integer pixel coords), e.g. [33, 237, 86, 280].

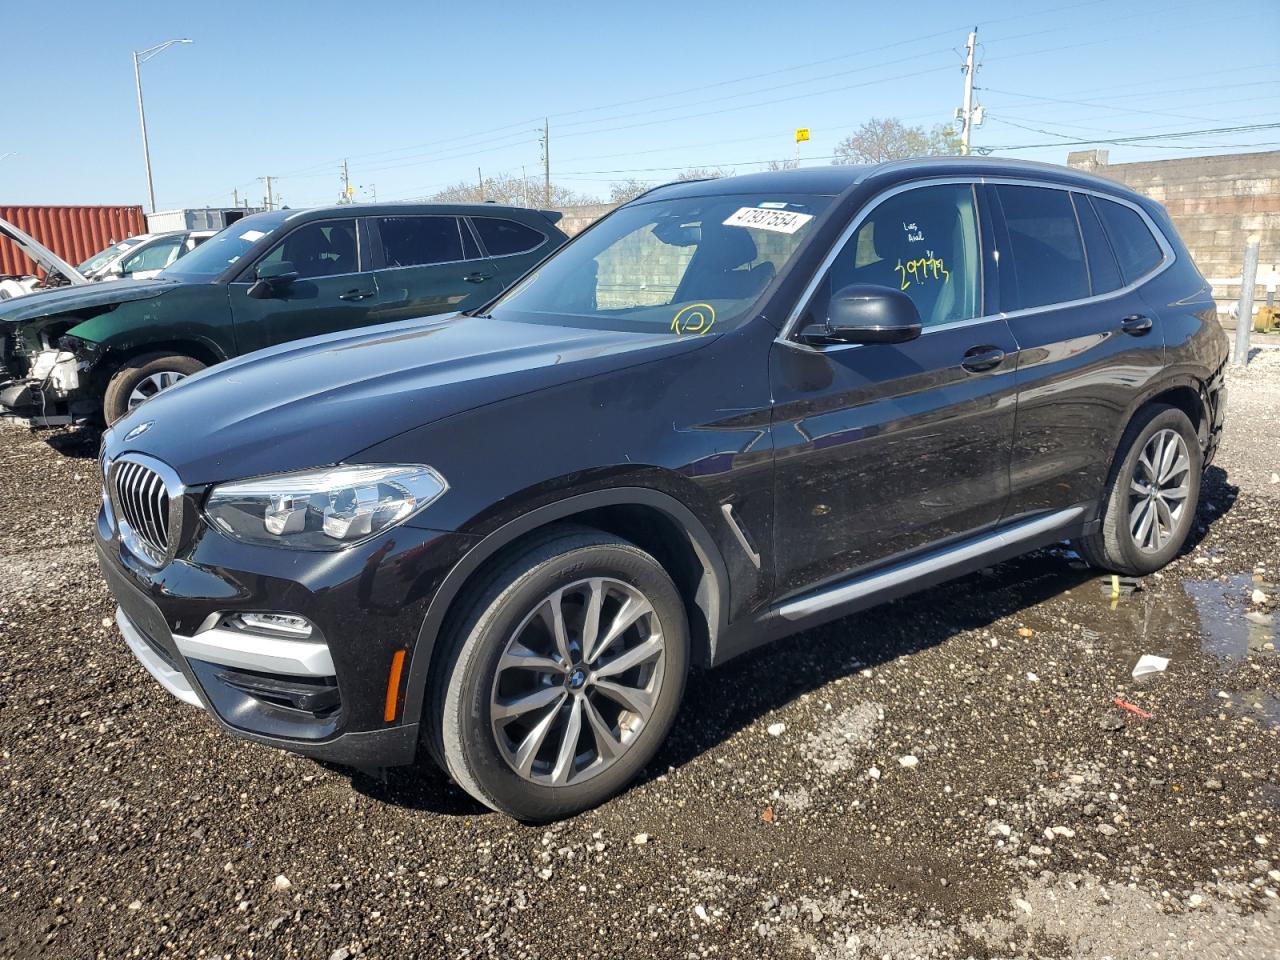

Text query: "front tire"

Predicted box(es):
[432, 527, 689, 821]
[1074, 404, 1202, 575]
[103, 352, 205, 424]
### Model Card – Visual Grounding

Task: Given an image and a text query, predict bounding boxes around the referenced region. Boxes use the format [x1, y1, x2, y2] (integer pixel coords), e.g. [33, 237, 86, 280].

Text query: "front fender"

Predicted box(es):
[65, 283, 235, 360]
[396, 485, 732, 733]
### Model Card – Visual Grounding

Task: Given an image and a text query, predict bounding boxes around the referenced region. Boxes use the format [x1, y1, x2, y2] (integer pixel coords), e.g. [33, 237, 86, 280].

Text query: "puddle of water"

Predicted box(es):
[1184, 573, 1277, 661]
[1058, 567, 1275, 671]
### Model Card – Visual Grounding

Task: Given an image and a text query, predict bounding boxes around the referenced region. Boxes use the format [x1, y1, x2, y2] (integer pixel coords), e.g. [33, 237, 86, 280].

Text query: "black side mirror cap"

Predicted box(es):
[248, 261, 299, 299]
[802, 283, 923, 345]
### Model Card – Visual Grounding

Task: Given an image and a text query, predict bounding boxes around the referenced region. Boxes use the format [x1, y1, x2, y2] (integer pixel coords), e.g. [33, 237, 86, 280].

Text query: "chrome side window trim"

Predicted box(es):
[777, 175, 1177, 349]
[234, 216, 367, 284]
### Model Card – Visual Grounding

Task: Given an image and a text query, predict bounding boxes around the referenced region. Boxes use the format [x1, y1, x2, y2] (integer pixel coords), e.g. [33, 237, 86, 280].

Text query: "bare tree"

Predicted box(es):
[832, 118, 962, 165]
[765, 159, 799, 171]
[430, 172, 596, 207]
[676, 166, 734, 181]
[608, 179, 653, 204]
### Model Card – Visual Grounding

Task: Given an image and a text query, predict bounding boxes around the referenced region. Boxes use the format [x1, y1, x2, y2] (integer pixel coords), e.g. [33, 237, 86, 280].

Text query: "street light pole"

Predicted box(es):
[132, 38, 192, 213]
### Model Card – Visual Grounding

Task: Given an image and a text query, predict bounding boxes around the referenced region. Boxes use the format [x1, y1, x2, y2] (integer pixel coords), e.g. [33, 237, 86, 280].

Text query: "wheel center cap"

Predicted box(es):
[568, 668, 588, 690]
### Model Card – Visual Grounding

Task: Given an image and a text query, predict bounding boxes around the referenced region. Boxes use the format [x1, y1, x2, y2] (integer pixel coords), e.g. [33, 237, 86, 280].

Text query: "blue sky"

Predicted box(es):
[4, 0, 1278, 210]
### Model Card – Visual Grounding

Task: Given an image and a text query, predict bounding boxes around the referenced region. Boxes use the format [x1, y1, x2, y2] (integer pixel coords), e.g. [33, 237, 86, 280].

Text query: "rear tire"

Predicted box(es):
[1073, 404, 1201, 575]
[431, 526, 689, 822]
[103, 352, 205, 424]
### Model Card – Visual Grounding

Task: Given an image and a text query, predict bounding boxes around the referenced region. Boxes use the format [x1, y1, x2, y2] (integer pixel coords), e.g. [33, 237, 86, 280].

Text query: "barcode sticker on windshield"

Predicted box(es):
[722, 207, 814, 234]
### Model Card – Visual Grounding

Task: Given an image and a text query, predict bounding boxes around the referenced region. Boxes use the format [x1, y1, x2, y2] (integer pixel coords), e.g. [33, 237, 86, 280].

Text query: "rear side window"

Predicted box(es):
[472, 218, 545, 256]
[1072, 194, 1123, 295]
[1093, 197, 1164, 283]
[996, 185, 1089, 309]
[377, 216, 467, 268]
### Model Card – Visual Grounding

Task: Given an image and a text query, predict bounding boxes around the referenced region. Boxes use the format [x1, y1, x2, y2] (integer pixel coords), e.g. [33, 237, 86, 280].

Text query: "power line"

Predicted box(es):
[986, 121, 1280, 151]
[200, 0, 1119, 203]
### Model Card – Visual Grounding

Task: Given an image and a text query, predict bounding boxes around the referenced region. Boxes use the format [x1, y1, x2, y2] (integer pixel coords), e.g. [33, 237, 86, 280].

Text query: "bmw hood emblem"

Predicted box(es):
[123, 420, 154, 442]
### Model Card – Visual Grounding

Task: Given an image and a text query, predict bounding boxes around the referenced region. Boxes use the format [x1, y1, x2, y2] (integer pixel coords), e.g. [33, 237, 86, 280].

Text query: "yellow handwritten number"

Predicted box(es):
[894, 252, 950, 291]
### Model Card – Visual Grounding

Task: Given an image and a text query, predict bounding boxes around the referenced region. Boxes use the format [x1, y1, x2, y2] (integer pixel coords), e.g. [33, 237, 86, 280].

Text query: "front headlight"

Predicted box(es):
[204, 464, 447, 549]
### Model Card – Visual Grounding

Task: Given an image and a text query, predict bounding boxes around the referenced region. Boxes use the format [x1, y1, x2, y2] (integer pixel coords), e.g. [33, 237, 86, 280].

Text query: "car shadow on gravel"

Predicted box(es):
[355, 465, 1240, 817]
[40, 425, 101, 459]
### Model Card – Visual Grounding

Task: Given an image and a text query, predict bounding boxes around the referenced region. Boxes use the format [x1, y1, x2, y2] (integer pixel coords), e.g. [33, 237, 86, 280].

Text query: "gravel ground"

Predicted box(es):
[2, 351, 1278, 960]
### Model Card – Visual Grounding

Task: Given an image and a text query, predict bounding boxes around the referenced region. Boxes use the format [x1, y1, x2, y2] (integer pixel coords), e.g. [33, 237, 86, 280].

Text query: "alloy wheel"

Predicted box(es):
[128, 371, 188, 409]
[489, 577, 666, 786]
[1128, 428, 1191, 553]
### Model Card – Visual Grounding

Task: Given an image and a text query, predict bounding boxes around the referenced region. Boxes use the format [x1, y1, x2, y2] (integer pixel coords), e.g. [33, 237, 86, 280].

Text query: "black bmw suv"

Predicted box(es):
[97, 159, 1227, 820]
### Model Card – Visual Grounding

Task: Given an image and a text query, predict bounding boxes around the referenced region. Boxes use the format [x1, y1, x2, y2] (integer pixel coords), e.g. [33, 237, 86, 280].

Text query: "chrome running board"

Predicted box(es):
[777, 507, 1084, 621]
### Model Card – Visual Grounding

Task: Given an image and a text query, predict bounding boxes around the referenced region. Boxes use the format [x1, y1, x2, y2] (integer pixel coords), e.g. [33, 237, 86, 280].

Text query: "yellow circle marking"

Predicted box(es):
[671, 303, 716, 336]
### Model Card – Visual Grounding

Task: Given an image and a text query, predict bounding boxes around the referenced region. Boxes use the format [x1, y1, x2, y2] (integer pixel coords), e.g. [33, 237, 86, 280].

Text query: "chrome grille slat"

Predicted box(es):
[144, 471, 164, 548]
[112, 458, 172, 559]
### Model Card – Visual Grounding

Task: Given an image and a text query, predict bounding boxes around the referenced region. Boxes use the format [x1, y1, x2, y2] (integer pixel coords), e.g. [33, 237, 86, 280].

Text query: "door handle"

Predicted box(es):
[1120, 314, 1153, 335]
[463, 271, 494, 284]
[960, 345, 1006, 373]
[338, 288, 376, 301]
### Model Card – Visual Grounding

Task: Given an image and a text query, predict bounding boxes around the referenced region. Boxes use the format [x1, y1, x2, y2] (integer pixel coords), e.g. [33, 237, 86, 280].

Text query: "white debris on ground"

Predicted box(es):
[803, 702, 883, 775]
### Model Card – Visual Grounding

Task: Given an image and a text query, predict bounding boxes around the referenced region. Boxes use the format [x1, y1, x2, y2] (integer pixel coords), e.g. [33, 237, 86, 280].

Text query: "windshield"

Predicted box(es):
[161, 212, 289, 281]
[487, 193, 832, 335]
[79, 237, 144, 275]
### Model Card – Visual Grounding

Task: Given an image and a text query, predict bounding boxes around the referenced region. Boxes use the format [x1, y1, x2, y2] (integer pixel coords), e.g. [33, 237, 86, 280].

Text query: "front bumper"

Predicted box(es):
[95, 494, 476, 769]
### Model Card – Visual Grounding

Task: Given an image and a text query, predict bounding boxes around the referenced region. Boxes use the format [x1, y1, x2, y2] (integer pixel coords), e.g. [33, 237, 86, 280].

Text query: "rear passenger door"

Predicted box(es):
[368, 215, 502, 322]
[994, 183, 1168, 522]
[469, 215, 555, 286]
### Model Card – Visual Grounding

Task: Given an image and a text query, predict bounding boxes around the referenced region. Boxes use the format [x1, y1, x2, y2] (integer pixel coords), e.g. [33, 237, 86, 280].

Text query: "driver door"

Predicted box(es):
[769, 181, 1019, 597]
[228, 217, 382, 355]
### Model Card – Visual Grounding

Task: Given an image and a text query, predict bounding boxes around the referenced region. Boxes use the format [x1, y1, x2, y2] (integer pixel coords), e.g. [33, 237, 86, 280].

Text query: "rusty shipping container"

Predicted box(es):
[0, 205, 147, 278]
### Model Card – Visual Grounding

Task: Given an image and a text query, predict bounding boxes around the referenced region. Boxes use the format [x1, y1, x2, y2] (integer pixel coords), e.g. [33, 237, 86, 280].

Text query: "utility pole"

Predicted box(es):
[260, 176, 274, 210]
[132, 38, 193, 212]
[232, 187, 239, 208]
[477, 167, 484, 201]
[957, 28, 983, 156]
[541, 118, 550, 206]
[340, 159, 351, 203]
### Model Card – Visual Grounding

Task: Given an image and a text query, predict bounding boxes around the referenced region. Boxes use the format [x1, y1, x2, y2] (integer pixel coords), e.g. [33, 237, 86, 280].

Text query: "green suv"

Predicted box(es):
[0, 203, 567, 424]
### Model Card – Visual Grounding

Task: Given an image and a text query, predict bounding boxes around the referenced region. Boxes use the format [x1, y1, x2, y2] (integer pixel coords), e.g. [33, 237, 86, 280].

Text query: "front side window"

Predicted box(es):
[487, 193, 832, 335]
[472, 218, 545, 257]
[824, 183, 981, 327]
[997, 184, 1089, 310]
[123, 236, 183, 274]
[378, 216, 468, 268]
[79, 238, 142, 275]
[1094, 196, 1164, 283]
[258, 219, 359, 279]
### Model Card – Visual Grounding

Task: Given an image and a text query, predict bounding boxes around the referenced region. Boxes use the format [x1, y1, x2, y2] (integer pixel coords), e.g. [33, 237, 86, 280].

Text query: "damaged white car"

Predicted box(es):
[0, 217, 89, 301]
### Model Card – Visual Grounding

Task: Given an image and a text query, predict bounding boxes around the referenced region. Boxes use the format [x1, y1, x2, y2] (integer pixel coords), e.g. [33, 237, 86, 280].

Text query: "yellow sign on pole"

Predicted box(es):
[795, 127, 810, 143]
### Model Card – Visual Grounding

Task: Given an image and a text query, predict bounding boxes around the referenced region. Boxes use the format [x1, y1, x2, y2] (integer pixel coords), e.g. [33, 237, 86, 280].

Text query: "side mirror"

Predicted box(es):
[248, 260, 299, 299]
[801, 284, 923, 345]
